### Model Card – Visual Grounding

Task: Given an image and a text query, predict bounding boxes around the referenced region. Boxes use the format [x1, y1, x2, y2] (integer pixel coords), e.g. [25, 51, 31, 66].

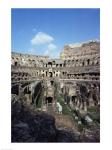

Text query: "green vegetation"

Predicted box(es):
[57, 94, 72, 116]
[87, 106, 98, 113]
[55, 84, 74, 117]
[54, 83, 75, 121]
[87, 106, 100, 123]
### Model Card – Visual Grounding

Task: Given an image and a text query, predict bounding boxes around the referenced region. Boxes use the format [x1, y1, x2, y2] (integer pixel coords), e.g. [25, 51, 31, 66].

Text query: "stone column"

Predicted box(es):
[19, 85, 24, 97]
[96, 86, 100, 105]
[89, 92, 94, 107]
[84, 101, 87, 111]
[79, 101, 83, 110]
[76, 99, 80, 109]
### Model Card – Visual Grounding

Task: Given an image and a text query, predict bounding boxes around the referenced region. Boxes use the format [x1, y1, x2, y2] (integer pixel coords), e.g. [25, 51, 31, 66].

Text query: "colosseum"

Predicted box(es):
[11, 40, 100, 142]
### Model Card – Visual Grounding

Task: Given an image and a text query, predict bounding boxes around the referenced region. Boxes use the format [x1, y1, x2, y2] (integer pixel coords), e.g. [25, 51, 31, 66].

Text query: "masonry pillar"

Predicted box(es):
[79, 101, 83, 110]
[19, 84, 24, 97]
[89, 92, 94, 107]
[83, 101, 87, 111]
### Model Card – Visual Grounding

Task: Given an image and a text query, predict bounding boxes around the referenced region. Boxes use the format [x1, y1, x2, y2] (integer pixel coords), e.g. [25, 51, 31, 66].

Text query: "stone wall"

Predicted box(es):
[60, 80, 100, 112]
[11, 40, 100, 81]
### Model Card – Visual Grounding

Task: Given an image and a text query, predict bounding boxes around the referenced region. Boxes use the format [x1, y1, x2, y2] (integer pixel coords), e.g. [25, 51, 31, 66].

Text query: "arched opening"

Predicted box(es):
[50, 80, 54, 85]
[11, 84, 19, 95]
[60, 64, 62, 67]
[15, 61, 18, 66]
[72, 96, 76, 103]
[46, 71, 47, 77]
[87, 59, 90, 65]
[52, 61, 55, 65]
[82, 61, 84, 66]
[48, 62, 52, 67]
[49, 72, 53, 77]
[46, 97, 53, 104]
[56, 64, 58, 67]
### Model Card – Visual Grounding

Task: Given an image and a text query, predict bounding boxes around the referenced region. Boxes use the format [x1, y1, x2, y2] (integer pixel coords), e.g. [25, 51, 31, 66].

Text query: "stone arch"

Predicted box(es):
[15, 61, 18, 66]
[82, 61, 85, 66]
[72, 95, 76, 103]
[48, 62, 52, 67]
[46, 71, 48, 77]
[49, 72, 53, 77]
[87, 59, 90, 65]
[52, 61, 55, 65]
[50, 80, 54, 85]
[60, 64, 62, 67]
[46, 97, 53, 104]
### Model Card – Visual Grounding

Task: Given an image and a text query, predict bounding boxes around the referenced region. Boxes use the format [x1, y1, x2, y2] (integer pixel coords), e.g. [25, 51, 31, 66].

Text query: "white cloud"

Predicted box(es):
[31, 32, 54, 45]
[29, 31, 60, 58]
[44, 43, 60, 58]
[47, 43, 57, 50]
[44, 43, 57, 55]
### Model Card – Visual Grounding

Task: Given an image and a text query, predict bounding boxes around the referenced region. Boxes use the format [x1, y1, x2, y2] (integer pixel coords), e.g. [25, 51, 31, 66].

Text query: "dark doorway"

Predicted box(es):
[46, 71, 47, 77]
[53, 61, 55, 65]
[11, 84, 19, 95]
[46, 97, 52, 103]
[50, 80, 54, 85]
[56, 64, 58, 67]
[48, 62, 52, 67]
[72, 96, 76, 103]
[87, 59, 90, 65]
[49, 72, 53, 77]
[82, 61, 84, 66]
[15, 61, 18, 66]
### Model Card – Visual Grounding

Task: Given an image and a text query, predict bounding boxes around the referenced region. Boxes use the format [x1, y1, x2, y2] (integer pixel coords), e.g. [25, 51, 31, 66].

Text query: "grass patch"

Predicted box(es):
[87, 106, 98, 112]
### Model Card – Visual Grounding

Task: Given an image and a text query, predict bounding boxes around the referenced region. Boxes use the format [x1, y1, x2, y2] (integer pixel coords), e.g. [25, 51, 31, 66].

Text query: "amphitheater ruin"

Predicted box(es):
[11, 40, 100, 142]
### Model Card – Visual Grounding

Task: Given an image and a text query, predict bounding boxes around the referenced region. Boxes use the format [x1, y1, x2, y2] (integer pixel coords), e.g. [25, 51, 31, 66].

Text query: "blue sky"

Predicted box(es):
[11, 9, 100, 58]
